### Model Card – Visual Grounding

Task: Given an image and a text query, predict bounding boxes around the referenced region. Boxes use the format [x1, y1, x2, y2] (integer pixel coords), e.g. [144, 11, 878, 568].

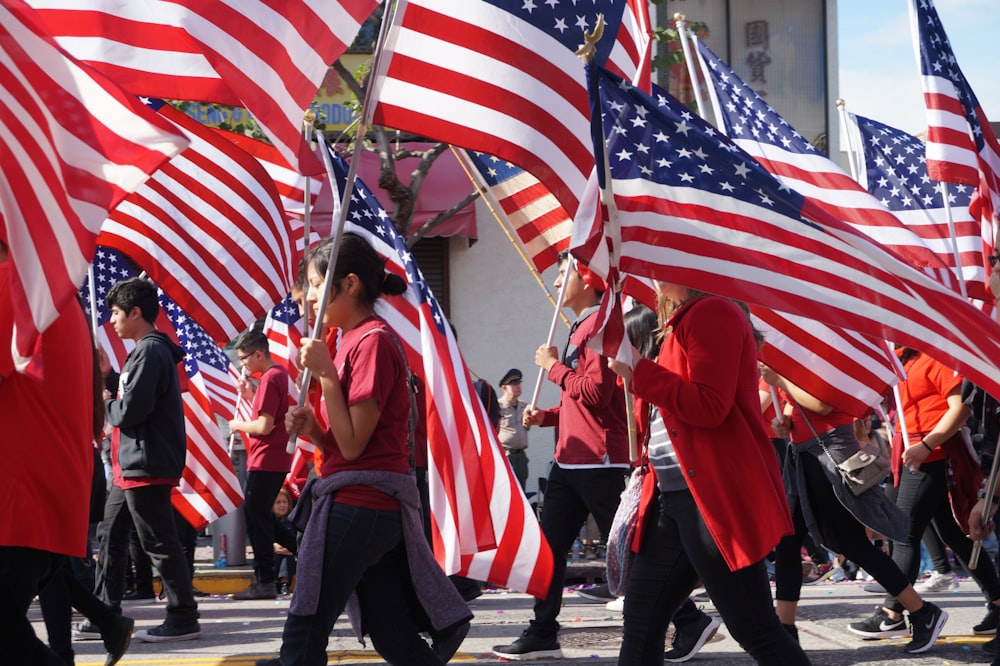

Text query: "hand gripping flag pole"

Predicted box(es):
[971, 434, 1000, 569]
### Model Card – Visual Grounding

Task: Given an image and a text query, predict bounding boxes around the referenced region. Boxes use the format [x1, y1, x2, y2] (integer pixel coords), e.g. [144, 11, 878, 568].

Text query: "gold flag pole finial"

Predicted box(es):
[575, 13, 605, 62]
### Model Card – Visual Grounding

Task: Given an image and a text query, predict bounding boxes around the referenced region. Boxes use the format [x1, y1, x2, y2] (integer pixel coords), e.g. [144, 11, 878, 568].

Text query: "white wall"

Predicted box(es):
[447, 199, 569, 498]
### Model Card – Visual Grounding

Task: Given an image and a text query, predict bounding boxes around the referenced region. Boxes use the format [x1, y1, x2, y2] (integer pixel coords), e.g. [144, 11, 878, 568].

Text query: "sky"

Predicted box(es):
[837, 0, 1000, 137]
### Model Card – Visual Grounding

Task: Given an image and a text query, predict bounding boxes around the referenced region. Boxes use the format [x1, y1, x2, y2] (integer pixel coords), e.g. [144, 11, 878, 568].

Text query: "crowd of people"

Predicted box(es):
[5, 232, 1000, 666]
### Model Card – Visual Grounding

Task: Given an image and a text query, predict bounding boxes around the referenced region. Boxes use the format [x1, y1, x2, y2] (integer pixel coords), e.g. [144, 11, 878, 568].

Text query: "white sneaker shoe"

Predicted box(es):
[915, 571, 959, 594]
[606, 597, 624, 612]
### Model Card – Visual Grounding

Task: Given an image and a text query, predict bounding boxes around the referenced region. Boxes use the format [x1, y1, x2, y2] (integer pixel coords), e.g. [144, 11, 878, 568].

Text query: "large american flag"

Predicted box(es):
[576, 64, 1000, 409]
[463, 151, 571, 273]
[217, 130, 325, 259]
[26, 0, 379, 174]
[325, 149, 554, 597]
[695, 38, 960, 292]
[98, 98, 295, 346]
[370, 0, 651, 219]
[909, 0, 999, 278]
[845, 112, 984, 299]
[81, 247, 243, 530]
[1, 1, 186, 374]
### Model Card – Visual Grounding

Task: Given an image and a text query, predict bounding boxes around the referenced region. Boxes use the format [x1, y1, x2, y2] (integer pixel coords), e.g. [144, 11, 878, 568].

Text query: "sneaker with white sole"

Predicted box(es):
[848, 607, 908, 639]
[492, 630, 563, 660]
[575, 583, 616, 603]
[134, 622, 201, 643]
[606, 597, 624, 612]
[914, 571, 958, 594]
[904, 602, 947, 654]
[861, 580, 886, 594]
[664, 611, 722, 663]
[72, 619, 103, 641]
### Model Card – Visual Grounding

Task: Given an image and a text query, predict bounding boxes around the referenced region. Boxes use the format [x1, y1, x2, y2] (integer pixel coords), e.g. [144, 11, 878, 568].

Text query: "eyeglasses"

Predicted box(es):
[989, 254, 1000, 268]
[237, 351, 257, 362]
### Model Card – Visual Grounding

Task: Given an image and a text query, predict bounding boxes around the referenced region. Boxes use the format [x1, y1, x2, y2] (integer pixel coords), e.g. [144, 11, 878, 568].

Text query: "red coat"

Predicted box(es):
[629, 295, 792, 571]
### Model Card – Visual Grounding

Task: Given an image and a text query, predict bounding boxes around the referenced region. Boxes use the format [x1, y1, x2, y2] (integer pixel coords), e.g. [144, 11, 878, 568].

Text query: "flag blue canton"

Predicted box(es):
[160, 295, 230, 378]
[79, 247, 137, 325]
[912, 0, 986, 151]
[268, 295, 301, 326]
[855, 115, 974, 212]
[596, 68, 807, 224]
[699, 46, 814, 156]
[480, 0, 626, 64]
[466, 151, 523, 186]
[328, 151, 450, 335]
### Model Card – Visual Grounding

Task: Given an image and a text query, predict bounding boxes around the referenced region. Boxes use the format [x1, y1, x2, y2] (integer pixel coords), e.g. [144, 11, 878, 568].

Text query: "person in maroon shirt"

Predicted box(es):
[229, 330, 291, 600]
[493, 253, 629, 661]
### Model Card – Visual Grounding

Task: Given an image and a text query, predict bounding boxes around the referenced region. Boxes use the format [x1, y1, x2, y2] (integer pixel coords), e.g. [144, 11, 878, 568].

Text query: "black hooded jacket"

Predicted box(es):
[105, 331, 187, 480]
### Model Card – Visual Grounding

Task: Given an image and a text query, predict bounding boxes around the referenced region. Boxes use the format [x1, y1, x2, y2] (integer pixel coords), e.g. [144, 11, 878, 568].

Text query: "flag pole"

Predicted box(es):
[286, 3, 399, 455]
[300, 111, 316, 341]
[528, 265, 570, 413]
[836, 100, 862, 182]
[450, 146, 571, 329]
[87, 265, 99, 339]
[674, 14, 707, 118]
[228, 366, 248, 455]
[938, 182, 969, 298]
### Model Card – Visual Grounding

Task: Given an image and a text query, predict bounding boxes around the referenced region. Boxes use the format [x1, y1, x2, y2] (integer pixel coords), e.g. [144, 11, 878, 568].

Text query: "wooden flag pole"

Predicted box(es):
[528, 263, 570, 413]
[450, 146, 571, 329]
[228, 366, 248, 455]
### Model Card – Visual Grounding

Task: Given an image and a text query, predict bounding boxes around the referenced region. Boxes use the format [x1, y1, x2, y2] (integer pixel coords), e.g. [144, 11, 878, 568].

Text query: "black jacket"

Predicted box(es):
[105, 331, 187, 480]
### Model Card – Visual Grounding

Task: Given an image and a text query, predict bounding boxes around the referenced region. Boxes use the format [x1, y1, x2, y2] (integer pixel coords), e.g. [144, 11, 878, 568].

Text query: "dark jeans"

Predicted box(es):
[884, 458, 1000, 613]
[619, 490, 809, 666]
[529, 464, 627, 638]
[95, 483, 198, 627]
[277, 503, 443, 666]
[39, 563, 121, 664]
[245, 470, 288, 585]
[0, 546, 67, 666]
[775, 450, 908, 602]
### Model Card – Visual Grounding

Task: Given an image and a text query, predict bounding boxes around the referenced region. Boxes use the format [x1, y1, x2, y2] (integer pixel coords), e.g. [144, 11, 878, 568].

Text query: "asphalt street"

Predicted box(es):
[34, 572, 1000, 665]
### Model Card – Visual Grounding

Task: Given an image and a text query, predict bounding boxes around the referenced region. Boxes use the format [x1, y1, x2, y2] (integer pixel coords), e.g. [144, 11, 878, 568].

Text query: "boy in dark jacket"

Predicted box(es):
[90, 277, 200, 642]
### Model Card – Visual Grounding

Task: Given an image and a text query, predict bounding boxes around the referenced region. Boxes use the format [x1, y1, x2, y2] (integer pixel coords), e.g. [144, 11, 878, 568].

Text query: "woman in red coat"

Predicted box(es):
[610, 282, 808, 665]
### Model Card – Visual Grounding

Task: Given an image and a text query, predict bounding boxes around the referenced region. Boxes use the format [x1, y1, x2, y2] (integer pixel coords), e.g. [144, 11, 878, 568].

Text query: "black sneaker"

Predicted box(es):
[233, 582, 278, 600]
[254, 659, 281, 666]
[847, 607, 908, 639]
[73, 619, 103, 641]
[904, 602, 947, 654]
[576, 583, 616, 603]
[664, 611, 721, 662]
[134, 622, 201, 643]
[101, 615, 134, 666]
[975, 602, 1000, 635]
[984, 636, 996, 656]
[432, 620, 470, 662]
[493, 631, 563, 660]
[122, 589, 156, 601]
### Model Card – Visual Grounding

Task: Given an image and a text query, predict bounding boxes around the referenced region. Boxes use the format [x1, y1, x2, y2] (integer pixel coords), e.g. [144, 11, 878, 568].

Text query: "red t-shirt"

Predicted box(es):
[246, 363, 292, 472]
[0, 264, 93, 556]
[317, 317, 410, 510]
[778, 387, 855, 444]
[899, 351, 962, 464]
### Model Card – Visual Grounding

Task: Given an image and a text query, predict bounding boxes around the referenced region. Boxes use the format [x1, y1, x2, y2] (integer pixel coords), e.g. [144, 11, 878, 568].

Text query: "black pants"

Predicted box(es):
[884, 458, 1000, 612]
[245, 470, 288, 585]
[529, 464, 627, 638]
[95, 483, 198, 627]
[277, 503, 443, 666]
[619, 490, 809, 666]
[775, 451, 908, 602]
[39, 562, 121, 664]
[0, 546, 67, 665]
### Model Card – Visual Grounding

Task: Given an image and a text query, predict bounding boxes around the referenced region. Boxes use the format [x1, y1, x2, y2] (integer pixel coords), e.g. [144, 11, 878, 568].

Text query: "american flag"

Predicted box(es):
[216, 129, 325, 259]
[98, 97, 295, 346]
[370, 0, 651, 219]
[1, 1, 186, 374]
[263, 295, 304, 394]
[695, 38, 960, 292]
[80, 247, 243, 530]
[463, 151, 572, 273]
[26, 0, 379, 175]
[909, 0, 999, 279]
[577, 64, 1000, 412]
[845, 112, 984, 299]
[325, 148, 554, 597]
